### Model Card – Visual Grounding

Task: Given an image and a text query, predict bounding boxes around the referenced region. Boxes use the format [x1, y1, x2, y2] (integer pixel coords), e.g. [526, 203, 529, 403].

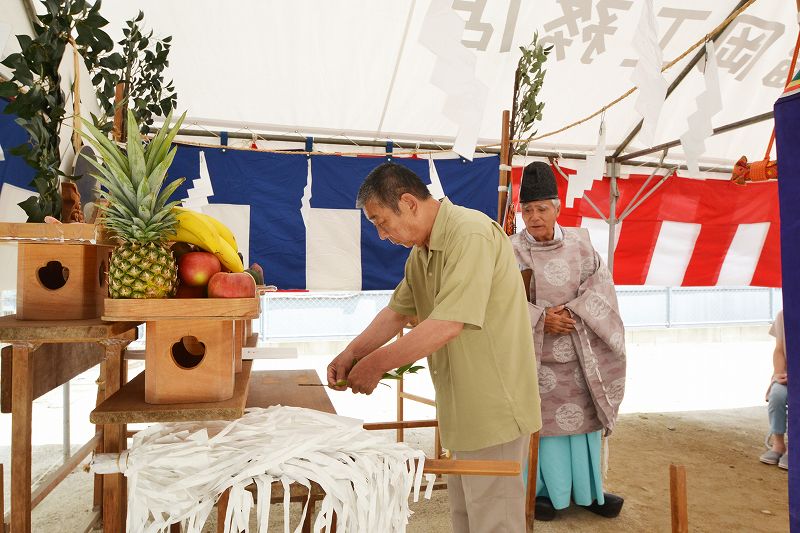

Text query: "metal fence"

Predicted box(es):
[257, 286, 783, 341]
[0, 286, 779, 340]
[616, 286, 781, 327]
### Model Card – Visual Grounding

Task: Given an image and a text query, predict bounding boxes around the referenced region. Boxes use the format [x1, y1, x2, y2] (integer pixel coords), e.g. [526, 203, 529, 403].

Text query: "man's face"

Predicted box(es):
[363, 196, 418, 248]
[520, 199, 560, 241]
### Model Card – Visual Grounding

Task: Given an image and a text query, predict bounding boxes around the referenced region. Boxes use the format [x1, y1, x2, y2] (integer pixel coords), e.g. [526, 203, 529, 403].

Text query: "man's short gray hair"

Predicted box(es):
[356, 163, 432, 212]
[551, 198, 561, 210]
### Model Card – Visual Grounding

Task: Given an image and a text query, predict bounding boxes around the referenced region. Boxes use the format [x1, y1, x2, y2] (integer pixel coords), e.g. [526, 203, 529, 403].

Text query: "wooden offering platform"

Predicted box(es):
[102, 297, 260, 321]
[0, 316, 139, 342]
[0, 222, 114, 244]
[102, 297, 260, 404]
[247, 369, 335, 413]
[90, 360, 253, 425]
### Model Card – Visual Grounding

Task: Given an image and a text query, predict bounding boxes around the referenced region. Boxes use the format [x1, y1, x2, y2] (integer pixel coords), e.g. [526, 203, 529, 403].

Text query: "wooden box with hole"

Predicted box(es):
[102, 297, 260, 404]
[0, 222, 115, 320]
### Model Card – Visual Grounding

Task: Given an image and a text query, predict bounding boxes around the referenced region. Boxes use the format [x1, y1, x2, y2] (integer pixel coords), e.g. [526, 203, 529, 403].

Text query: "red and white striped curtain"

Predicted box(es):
[511, 166, 781, 287]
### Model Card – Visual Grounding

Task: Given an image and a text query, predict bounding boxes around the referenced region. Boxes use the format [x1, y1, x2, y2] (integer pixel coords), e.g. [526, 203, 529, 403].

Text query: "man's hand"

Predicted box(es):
[544, 305, 576, 334]
[327, 350, 358, 391]
[347, 354, 385, 395]
[773, 372, 788, 385]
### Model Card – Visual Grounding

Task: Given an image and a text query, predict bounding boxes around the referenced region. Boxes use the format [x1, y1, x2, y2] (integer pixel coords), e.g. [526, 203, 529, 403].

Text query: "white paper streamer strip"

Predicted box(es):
[182, 151, 213, 208]
[427, 157, 446, 200]
[91, 406, 428, 533]
[630, 0, 667, 147]
[679, 42, 722, 175]
[419, 0, 488, 161]
[567, 119, 606, 208]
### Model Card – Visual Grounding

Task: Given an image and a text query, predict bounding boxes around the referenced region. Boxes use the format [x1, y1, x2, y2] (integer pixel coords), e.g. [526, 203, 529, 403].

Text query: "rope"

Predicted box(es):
[512, 0, 759, 144]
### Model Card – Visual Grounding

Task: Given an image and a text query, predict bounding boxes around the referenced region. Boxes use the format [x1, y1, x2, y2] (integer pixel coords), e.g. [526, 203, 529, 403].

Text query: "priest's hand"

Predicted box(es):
[347, 354, 384, 395]
[327, 349, 358, 391]
[544, 305, 576, 334]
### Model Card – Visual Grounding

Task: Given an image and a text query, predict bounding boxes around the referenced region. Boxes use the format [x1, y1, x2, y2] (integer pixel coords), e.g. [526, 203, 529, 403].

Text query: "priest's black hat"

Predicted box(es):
[519, 162, 558, 203]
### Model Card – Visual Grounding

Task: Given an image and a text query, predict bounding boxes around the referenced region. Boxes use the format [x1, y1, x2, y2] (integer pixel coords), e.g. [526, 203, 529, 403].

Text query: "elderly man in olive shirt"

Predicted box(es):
[327, 162, 541, 532]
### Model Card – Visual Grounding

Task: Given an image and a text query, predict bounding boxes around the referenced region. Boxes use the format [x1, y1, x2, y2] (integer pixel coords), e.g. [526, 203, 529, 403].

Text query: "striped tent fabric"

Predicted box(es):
[511, 165, 780, 287]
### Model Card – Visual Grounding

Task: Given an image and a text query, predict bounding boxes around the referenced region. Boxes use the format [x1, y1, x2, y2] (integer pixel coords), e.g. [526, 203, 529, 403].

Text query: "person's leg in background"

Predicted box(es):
[761, 382, 788, 466]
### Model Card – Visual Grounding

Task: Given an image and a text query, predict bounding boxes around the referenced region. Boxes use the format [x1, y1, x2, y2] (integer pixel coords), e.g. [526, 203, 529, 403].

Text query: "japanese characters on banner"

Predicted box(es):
[87, 2, 794, 166]
[537, 1, 789, 87]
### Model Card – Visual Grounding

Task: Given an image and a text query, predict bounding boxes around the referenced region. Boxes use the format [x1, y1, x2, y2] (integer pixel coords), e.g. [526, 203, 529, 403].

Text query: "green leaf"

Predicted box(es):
[80, 117, 130, 173]
[155, 176, 184, 207]
[0, 81, 18, 98]
[70, 0, 86, 15]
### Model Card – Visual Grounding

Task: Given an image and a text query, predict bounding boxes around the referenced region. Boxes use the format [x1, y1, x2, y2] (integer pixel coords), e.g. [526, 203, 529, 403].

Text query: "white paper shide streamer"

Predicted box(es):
[182, 151, 214, 209]
[419, 0, 488, 161]
[567, 119, 606, 208]
[630, 0, 667, 147]
[91, 406, 428, 533]
[680, 42, 722, 175]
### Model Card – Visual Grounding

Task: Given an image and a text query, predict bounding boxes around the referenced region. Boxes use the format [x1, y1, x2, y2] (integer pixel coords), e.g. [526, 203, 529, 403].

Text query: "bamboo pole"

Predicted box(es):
[112, 83, 126, 142]
[670, 464, 688, 533]
[71, 44, 82, 152]
[497, 110, 511, 223]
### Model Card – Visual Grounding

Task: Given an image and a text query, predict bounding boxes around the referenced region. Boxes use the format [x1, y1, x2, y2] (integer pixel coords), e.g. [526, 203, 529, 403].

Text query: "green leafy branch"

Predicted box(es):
[511, 33, 552, 156]
[310, 362, 426, 389]
[90, 10, 178, 138]
[0, 0, 115, 221]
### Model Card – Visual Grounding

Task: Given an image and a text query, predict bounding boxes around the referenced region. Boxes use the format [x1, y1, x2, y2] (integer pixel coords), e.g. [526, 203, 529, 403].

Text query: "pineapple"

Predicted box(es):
[81, 110, 186, 298]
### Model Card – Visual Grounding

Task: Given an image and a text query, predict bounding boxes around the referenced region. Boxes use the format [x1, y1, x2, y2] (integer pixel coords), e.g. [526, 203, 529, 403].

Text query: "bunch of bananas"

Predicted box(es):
[168, 207, 243, 272]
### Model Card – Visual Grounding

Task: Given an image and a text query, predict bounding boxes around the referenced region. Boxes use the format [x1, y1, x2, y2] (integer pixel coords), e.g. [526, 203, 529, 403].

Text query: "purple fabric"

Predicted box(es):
[511, 228, 626, 436]
[775, 89, 800, 532]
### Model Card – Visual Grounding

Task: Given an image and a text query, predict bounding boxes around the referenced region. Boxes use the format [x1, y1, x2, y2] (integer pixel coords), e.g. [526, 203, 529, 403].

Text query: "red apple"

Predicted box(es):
[178, 251, 221, 287]
[175, 284, 207, 298]
[207, 272, 256, 298]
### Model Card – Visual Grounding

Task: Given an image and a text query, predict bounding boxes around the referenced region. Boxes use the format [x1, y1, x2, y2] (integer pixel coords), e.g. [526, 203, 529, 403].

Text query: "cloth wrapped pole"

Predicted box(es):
[91, 406, 430, 533]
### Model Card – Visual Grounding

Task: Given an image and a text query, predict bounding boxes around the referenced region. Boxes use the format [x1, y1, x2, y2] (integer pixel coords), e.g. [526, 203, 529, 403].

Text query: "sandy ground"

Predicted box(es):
[0, 326, 790, 532]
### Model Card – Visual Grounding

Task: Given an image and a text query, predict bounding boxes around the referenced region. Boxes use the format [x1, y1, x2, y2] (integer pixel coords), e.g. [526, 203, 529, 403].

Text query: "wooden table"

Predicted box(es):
[247, 369, 335, 413]
[246, 369, 336, 533]
[90, 360, 252, 533]
[0, 316, 139, 533]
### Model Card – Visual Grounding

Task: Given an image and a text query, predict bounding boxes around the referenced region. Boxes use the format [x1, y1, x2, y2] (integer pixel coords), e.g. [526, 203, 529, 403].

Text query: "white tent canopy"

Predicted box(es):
[0, 1, 795, 166]
[80, 0, 796, 168]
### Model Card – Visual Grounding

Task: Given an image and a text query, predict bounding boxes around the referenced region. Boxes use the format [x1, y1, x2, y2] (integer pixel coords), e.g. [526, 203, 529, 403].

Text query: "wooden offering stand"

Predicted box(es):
[102, 297, 260, 404]
[0, 222, 115, 320]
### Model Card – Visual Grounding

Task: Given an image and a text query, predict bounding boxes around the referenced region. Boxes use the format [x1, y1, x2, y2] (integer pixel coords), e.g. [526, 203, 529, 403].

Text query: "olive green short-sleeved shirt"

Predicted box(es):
[389, 198, 541, 451]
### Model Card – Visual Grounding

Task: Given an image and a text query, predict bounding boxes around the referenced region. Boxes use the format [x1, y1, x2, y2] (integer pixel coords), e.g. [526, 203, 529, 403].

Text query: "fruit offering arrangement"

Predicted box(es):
[80, 109, 263, 300]
[173, 242, 263, 299]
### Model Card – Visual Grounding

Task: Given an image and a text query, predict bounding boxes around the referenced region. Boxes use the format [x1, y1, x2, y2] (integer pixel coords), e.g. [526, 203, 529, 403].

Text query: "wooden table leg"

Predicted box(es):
[302, 495, 315, 533]
[93, 359, 106, 514]
[525, 431, 540, 530]
[670, 464, 689, 533]
[11, 342, 37, 533]
[216, 488, 230, 533]
[100, 338, 130, 533]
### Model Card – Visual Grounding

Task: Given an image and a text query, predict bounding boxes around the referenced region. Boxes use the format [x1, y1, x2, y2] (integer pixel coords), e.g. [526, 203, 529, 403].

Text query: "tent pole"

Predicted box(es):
[611, 0, 750, 158]
[607, 160, 619, 273]
[497, 110, 511, 223]
[617, 111, 774, 163]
